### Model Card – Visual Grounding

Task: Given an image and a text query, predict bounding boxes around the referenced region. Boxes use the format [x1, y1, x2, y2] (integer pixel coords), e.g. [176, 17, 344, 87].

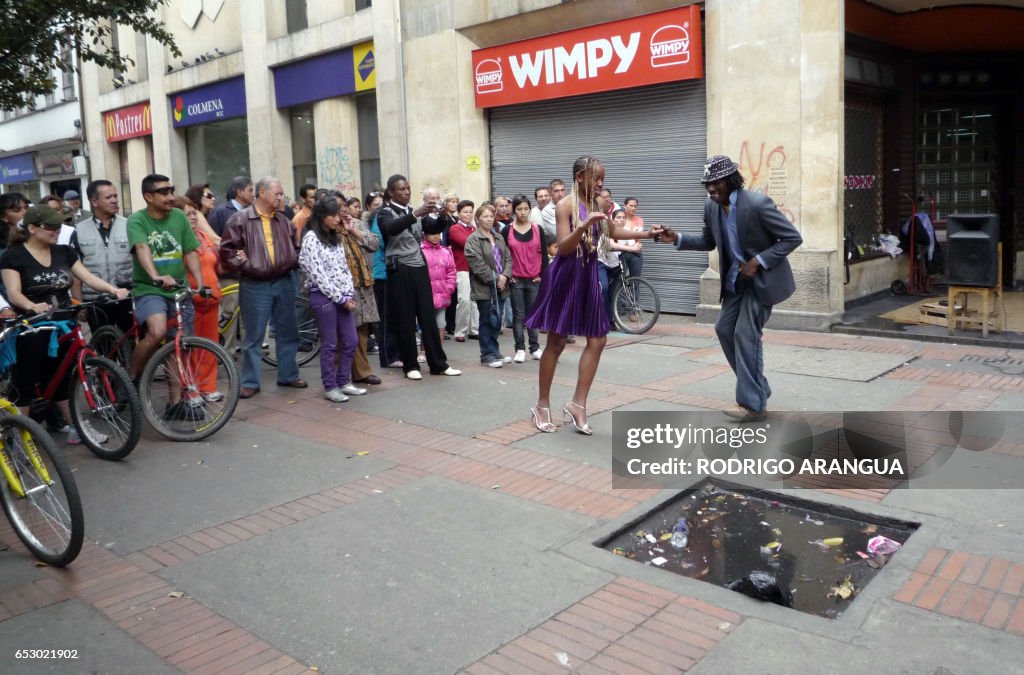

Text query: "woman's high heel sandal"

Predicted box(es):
[530, 406, 557, 433]
[562, 401, 592, 436]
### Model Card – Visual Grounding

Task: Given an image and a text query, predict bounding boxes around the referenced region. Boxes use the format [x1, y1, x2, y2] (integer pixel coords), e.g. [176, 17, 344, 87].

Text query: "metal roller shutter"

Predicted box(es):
[489, 79, 708, 313]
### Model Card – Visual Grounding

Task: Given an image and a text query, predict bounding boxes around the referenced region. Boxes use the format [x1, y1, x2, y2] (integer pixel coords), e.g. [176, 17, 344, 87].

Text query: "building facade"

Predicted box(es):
[70, 0, 1022, 330]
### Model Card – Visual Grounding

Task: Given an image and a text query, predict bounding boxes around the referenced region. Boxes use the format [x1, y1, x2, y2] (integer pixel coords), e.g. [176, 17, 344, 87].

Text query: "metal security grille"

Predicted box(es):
[844, 103, 883, 249]
[489, 80, 708, 313]
[917, 106, 997, 219]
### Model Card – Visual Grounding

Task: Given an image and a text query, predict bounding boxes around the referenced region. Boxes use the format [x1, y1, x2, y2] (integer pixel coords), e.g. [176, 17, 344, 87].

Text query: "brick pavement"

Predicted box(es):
[3, 319, 1023, 672]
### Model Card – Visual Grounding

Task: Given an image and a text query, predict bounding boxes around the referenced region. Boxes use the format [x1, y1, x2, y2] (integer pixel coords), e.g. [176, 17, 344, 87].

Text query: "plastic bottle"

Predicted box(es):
[670, 518, 689, 550]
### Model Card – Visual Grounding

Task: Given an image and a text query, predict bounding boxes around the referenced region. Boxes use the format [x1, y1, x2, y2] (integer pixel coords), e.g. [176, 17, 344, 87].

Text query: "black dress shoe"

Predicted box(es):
[355, 375, 382, 385]
[240, 387, 260, 399]
[723, 406, 767, 423]
[276, 379, 308, 389]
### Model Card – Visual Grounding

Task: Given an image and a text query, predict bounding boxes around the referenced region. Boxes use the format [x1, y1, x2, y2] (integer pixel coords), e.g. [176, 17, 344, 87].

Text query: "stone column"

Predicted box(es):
[373, 0, 407, 176]
[313, 98, 361, 196]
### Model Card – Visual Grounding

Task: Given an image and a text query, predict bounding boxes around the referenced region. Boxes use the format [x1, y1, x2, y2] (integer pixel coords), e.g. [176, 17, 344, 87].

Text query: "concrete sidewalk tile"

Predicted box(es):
[33, 577, 73, 603]
[631, 623, 708, 659]
[125, 550, 167, 573]
[658, 603, 734, 634]
[0, 590, 34, 616]
[616, 632, 698, 671]
[591, 588, 662, 618]
[65, 559, 138, 589]
[480, 652, 527, 674]
[145, 613, 230, 653]
[979, 558, 1012, 591]
[894, 571, 932, 604]
[528, 625, 601, 661]
[544, 617, 615, 651]
[174, 534, 214, 556]
[1006, 599, 1024, 636]
[641, 616, 720, 652]
[190, 640, 275, 675]
[75, 567, 151, 600]
[14, 581, 56, 610]
[914, 575, 954, 610]
[586, 653, 648, 675]
[960, 586, 996, 623]
[217, 521, 256, 542]
[579, 595, 649, 627]
[258, 509, 298, 527]
[980, 593, 1016, 630]
[1001, 563, 1024, 596]
[600, 643, 683, 675]
[937, 581, 973, 617]
[611, 577, 679, 606]
[269, 661, 312, 674]
[957, 554, 989, 585]
[110, 592, 180, 624]
[92, 576, 169, 610]
[462, 661, 506, 675]
[497, 643, 570, 674]
[236, 652, 296, 675]
[215, 646, 285, 675]
[124, 601, 211, 637]
[561, 605, 634, 640]
[164, 625, 247, 664]
[510, 635, 579, 670]
[273, 502, 318, 521]
[157, 540, 199, 563]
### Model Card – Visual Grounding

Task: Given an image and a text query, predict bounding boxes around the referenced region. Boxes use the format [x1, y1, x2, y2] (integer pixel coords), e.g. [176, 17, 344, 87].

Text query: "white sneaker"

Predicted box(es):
[501, 355, 512, 364]
[202, 391, 225, 402]
[417, 354, 426, 363]
[339, 383, 367, 396]
[486, 360, 503, 368]
[530, 349, 543, 360]
[325, 388, 349, 403]
[406, 370, 423, 381]
[67, 423, 109, 446]
[513, 350, 526, 363]
[442, 367, 461, 376]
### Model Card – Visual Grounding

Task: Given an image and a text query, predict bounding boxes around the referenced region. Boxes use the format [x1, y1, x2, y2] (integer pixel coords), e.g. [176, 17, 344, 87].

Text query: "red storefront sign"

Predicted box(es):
[472, 5, 703, 108]
[103, 102, 152, 143]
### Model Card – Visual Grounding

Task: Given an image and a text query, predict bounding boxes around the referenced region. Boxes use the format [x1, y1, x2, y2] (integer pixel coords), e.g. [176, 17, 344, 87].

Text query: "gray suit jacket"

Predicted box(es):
[676, 190, 802, 306]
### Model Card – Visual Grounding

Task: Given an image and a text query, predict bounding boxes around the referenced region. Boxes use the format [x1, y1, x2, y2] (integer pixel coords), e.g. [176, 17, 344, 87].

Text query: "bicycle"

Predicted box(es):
[218, 282, 322, 367]
[611, 260, 661, 334]
[4, 303, 142, 461]
[90, 288, 240, 442]
[0, 394, 83, 566]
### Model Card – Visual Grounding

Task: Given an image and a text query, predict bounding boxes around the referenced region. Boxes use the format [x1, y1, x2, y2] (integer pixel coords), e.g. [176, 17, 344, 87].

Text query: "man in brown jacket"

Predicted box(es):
[220, 176, 306, 398]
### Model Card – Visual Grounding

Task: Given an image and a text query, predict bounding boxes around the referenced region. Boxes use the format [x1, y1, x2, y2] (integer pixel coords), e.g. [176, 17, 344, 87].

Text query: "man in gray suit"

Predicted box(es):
[655, 155, 803, 421]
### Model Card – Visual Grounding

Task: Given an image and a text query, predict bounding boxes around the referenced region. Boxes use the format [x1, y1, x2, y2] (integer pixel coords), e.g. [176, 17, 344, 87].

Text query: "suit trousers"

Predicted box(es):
[386, 263, 450, 374]
[351, 323, 374, 381]
[716, 281, 773, 413]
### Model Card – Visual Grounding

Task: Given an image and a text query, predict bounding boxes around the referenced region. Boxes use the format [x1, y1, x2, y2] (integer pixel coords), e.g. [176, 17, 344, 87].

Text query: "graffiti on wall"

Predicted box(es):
[738, 140, 797, 226]
[320, 145, 359, 195]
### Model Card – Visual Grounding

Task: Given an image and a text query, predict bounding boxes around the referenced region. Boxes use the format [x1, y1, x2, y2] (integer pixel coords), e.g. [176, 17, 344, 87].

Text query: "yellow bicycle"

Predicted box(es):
[0, 395, 83, 566]
[218, 283, 322, 367]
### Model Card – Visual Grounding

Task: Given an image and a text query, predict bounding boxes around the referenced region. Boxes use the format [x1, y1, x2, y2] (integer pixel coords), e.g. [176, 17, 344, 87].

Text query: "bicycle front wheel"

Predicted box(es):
[613, 277, 661, 334]
[140, 337, 240, 442]
[261, 296, 321, 367]
[0, 415, 84, 566]
[69, 356, 143, 461]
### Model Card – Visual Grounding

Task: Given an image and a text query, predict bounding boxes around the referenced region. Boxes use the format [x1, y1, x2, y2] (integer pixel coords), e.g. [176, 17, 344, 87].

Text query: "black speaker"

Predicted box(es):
[946, 214, 999, 287]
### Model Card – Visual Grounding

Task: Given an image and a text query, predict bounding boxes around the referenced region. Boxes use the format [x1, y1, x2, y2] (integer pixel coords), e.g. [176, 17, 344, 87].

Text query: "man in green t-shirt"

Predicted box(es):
[126, 173, 204, 382]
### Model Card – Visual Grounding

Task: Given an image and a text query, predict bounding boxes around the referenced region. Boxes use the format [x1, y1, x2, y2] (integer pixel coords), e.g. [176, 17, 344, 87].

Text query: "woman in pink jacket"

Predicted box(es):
[420, 217, 457, 354]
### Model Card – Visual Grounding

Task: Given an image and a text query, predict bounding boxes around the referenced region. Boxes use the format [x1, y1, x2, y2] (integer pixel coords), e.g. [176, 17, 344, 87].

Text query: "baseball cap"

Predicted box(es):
[23, 205, 65, 227]
[64, 190, 80, 199]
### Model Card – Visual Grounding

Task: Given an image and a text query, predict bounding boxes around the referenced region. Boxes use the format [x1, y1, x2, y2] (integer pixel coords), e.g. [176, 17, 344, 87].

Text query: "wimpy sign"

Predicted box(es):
[472, 5, 703, 108]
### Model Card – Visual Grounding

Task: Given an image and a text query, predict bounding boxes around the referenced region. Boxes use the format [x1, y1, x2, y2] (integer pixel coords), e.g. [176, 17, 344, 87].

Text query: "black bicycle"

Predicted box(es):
[611, 260, 660, 334]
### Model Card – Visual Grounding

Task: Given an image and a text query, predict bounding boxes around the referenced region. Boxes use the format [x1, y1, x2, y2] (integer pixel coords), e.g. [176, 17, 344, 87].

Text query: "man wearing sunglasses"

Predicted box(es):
[126, 174, 205, 383]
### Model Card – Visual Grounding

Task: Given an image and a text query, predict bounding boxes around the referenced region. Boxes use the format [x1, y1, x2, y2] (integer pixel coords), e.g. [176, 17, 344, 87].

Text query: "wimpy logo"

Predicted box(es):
[508, 33, 641, 87]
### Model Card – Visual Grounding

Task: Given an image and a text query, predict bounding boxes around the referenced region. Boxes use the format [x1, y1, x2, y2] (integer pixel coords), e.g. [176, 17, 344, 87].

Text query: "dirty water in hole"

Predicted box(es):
[599, 479, 919, 619]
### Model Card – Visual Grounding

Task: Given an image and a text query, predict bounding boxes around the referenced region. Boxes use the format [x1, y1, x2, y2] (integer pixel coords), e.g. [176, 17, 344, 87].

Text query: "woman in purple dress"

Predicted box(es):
[526, 155, 658, 435]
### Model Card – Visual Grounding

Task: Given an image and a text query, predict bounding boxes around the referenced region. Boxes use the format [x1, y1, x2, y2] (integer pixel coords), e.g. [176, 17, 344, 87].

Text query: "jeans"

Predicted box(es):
[510, 278, 540, 352]
[475, 298, 502, 362]
[598, 263, 621, 331]
[716, 280, 773, 413]
[309, 290, 357, 391]
[239, 270, 300, 389]
[620, 251, 643, 279]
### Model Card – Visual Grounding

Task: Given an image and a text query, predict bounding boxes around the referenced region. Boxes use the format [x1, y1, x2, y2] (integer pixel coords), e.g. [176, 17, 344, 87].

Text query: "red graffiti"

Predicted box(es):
[844, 175, 876, 190]
[738, 141, 786, 189]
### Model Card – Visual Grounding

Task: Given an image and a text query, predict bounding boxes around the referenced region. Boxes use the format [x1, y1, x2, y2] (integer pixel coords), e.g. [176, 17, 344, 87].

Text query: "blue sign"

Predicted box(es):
[0, 153, 37, 185]
[273, 49, 358, 109]
[170, 77, 247, 128]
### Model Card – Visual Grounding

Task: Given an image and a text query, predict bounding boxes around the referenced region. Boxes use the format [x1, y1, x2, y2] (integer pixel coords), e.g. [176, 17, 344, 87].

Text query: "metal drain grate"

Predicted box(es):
[960, 355, 1024, 367]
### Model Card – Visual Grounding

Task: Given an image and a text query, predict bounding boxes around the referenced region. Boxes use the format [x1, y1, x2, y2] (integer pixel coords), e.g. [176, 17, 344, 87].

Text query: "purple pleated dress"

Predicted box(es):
[525, 207, 609, 338]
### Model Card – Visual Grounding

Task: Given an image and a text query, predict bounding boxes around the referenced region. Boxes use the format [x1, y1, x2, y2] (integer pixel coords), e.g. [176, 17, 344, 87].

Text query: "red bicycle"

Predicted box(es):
[89, 287, 239, 442]
[3, 299, 142, 461]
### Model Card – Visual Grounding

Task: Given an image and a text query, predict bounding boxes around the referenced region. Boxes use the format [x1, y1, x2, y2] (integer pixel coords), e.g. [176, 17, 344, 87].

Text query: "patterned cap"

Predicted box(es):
[702, 155, 740, 184]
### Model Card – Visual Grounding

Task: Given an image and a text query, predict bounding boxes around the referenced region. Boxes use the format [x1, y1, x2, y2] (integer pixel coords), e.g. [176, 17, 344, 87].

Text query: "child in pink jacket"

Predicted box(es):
[420, 219, 457, 356]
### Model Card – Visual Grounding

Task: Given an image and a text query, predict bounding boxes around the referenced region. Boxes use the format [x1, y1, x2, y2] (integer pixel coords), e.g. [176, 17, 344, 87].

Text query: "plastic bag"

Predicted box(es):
[867, 535, 901, 556]
[725, 571, 793, 608]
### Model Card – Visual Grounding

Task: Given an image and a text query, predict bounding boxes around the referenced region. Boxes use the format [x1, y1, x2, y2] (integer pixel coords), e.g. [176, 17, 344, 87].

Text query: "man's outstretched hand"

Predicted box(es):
[649, 224, 676, 243]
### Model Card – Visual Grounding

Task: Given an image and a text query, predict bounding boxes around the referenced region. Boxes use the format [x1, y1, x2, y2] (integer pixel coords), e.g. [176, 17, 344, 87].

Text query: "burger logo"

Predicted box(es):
[475, 59, 503, 95]
[173, 96, 184, 123]
[650, 23, 690, 68]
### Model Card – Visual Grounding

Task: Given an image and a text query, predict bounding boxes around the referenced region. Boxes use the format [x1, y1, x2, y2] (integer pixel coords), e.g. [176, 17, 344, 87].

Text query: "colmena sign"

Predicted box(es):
[103, 102, 152, 143]
[170, 77, 247, 128]
[472, 5, 703, 108]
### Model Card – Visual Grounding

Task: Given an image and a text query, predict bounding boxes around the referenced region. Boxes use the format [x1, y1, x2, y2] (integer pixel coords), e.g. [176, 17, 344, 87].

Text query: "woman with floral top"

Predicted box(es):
[298, 198, 365, 403]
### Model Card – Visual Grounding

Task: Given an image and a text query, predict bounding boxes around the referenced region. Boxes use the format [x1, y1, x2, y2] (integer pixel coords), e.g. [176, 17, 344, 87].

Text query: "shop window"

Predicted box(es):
[356, 93, 380, 193]
[61, 47, 75, 101]
[355, 0, 372, 9]
[844, 102, 884, 254]
[186, 118, 252, 201]
[291, 107, 317, 197]
[286, 0, 307, 33]
[916, 105, 996, 220]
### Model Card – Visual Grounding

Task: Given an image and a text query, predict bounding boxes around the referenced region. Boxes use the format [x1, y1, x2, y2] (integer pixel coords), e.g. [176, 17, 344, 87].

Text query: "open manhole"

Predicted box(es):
[598, 478, 919, 619]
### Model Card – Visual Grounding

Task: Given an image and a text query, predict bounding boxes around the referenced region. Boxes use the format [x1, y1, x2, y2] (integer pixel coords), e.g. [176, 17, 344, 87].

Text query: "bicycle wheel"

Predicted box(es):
[613, 277, 661, 334]
[68, 356, 143, 461]
[261, 295, 321, 367]
[0, 415, 84, 566]
[90, 325, 132, 371]
[140, 337, 240, 441]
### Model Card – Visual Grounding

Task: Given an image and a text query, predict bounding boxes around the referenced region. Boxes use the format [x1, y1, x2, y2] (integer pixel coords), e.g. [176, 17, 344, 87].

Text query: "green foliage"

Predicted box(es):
[0, 0, 180, 111]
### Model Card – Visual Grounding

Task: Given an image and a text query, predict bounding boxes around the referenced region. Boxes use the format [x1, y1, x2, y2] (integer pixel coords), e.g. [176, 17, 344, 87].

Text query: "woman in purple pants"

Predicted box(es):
[298, 198, 367, 403]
